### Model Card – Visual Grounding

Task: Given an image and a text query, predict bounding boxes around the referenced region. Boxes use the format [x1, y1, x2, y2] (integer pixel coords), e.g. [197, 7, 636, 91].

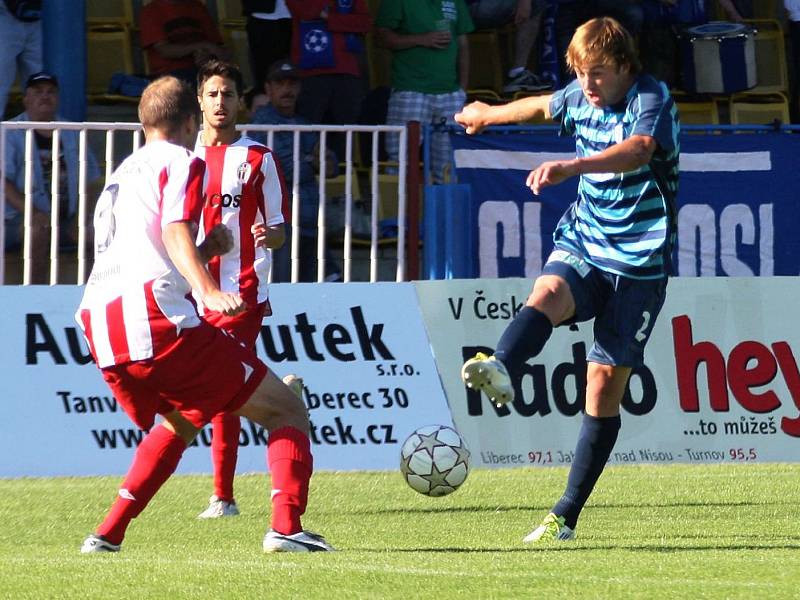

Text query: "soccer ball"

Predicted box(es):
[400, 425, 470, 497]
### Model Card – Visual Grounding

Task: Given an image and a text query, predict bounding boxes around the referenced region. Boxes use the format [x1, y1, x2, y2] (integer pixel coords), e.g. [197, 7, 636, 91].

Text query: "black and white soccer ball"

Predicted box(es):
[400, 425, 470, 497]
[304, 29, 329, 54]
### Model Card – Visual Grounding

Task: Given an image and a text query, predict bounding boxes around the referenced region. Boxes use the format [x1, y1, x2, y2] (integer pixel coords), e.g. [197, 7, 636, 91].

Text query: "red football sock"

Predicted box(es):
[267, 426, 313, 535]
[96, 424, 187, 545]
[211, 412, 241, 502]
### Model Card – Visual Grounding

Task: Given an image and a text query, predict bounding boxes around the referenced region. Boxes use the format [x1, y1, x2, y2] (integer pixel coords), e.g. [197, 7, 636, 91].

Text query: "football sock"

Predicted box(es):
[267, 426, 313, 536]
[96, 424, 187, 545]
[211, 412, 241, 502]
[552, 414, 621, 529]
[493, 306, 553, 378]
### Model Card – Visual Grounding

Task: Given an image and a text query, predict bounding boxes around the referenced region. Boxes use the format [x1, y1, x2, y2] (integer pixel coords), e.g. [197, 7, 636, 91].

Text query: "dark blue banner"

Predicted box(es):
[451, 130, 800, 278]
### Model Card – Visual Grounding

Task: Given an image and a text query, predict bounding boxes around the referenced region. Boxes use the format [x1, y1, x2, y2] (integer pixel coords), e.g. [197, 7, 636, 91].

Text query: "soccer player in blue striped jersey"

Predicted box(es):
[455, 16, 679, 543]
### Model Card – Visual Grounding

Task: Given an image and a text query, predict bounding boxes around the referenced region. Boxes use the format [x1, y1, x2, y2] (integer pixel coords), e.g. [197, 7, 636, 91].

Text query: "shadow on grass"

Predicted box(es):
[349, 499, 793, 517]
[352, 542, 800, 553]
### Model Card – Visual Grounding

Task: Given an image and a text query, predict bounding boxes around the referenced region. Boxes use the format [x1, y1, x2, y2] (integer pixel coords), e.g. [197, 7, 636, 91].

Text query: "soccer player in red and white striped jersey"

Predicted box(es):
[77, 76, 332, 554]
[193, 59, 290, 519]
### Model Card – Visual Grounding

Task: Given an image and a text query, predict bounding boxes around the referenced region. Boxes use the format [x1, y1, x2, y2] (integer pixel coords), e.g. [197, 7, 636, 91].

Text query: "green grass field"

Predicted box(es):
[1, 464, 798, 599]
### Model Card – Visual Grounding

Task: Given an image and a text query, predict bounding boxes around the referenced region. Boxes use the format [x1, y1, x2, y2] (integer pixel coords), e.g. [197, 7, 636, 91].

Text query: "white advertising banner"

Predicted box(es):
[0, 283, 453, 477]
[415, 278, 800, 468]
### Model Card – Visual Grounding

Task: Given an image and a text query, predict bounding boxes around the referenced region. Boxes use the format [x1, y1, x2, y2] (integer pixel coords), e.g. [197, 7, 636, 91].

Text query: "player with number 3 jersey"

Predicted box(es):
[77, 75, 332, 554]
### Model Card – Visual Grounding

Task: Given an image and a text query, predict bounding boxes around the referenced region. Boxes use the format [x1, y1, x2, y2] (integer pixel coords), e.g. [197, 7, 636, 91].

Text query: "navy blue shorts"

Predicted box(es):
[542, 249, 668, 367]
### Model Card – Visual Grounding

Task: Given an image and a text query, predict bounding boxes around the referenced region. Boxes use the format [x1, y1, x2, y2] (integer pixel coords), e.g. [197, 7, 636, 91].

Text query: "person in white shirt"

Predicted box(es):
[78, 75, 333, 554]
[244, 0, 293, 90]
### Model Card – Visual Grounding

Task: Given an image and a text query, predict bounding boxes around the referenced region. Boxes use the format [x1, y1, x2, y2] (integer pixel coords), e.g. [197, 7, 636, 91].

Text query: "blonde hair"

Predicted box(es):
[138, 76, 198, 135]
[566, 17, 641, 74]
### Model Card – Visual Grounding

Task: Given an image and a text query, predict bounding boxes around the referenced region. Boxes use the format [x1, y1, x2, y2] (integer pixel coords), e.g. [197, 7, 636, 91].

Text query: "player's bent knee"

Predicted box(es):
[528, 276, 574, 324]
[235, 370, 310, 434]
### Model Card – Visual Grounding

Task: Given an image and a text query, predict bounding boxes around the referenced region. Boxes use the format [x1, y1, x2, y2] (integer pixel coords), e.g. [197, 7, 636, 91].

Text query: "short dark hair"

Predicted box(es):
[138, 76, 198, 135]
[197, 59, 244, 97]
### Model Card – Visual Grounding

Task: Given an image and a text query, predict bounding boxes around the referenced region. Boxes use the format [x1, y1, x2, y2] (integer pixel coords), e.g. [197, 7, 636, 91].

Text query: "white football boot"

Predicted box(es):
[263, 529, 335, 552]
[80, 534, 121, 554]
[197, 495, 240, 519]
[460, 352, 515, 405]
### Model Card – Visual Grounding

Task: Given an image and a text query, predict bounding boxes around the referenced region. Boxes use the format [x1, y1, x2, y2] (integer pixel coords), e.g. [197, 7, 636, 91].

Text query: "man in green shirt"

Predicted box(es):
[376, 0, 473, 183]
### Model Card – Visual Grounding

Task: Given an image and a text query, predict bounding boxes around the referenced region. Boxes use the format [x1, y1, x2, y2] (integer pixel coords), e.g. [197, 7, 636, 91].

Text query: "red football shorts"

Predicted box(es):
[100, 320, 268, 431]
[202, 300, 269, 348]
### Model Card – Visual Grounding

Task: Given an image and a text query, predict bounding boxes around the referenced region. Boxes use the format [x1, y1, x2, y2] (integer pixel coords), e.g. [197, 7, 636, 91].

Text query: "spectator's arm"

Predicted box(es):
[4, 179, 51, 227]
[310, 142, 339, 178]
[716, 0, 744, 21]
[376, 27, 452, 50]
[458, 34, 469, 90]
[3, 179, 27, 214]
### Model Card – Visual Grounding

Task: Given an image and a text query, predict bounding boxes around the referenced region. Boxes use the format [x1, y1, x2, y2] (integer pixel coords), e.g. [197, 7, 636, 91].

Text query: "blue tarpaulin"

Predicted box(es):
[438, 129, 800, 278]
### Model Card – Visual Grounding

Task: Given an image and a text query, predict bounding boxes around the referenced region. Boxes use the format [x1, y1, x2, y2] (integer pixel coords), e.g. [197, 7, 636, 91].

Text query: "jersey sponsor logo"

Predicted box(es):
[206, 192, 242, 208]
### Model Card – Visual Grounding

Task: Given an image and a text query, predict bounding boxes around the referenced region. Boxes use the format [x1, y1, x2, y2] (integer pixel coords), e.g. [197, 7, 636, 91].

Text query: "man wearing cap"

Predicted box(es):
[250, 59, 341, 283]
[3, 72, 101, 282]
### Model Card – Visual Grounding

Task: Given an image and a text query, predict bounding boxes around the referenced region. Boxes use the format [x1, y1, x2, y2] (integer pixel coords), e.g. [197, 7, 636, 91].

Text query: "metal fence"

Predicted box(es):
[0, 121, 411, 285]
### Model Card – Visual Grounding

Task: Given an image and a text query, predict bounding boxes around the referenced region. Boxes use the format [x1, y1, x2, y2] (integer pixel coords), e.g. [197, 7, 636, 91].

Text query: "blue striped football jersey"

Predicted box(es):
[548, 74, 680, 279]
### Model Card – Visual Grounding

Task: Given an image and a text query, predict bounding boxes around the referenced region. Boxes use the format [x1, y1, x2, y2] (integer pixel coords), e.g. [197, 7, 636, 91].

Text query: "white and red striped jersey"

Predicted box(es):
[193, 134, 287, 312]
[76, 140, 206, 368]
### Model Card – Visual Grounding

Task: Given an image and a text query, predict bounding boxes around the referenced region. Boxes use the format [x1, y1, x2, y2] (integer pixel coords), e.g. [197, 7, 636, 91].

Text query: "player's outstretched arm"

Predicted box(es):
[455, 94, 553, 134]
[164, 221, 246, 316]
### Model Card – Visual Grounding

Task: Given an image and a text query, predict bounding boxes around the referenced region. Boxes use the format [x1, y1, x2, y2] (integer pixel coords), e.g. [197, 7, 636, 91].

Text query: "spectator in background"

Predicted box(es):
[0, 0, 42, 119]
[376, 0, 474, 184]
[286, 0, 372, 160]
[139, 0, 230, 83]
[250, 60, 342, 282]
[3, 72, 101, 283]
[244, 0, 293, 92]
[242, 87, 269, 120]
[466, 0, 551, 93]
